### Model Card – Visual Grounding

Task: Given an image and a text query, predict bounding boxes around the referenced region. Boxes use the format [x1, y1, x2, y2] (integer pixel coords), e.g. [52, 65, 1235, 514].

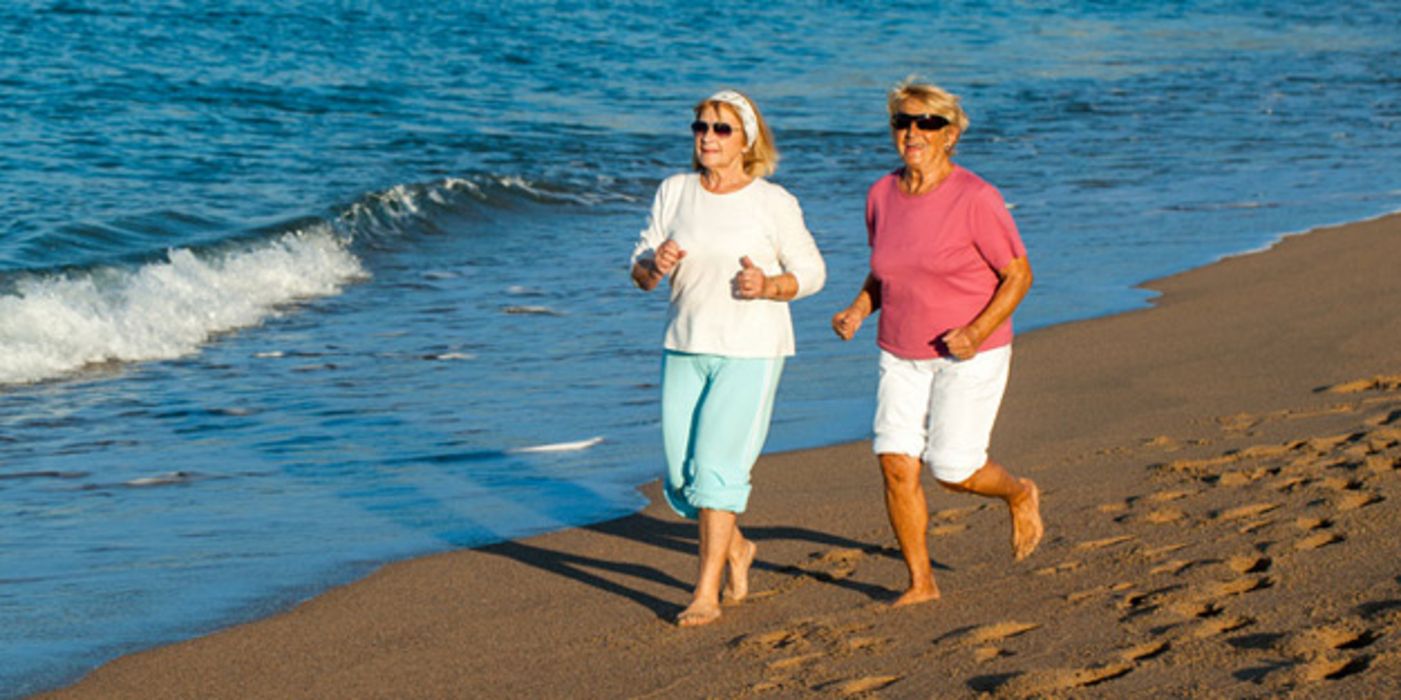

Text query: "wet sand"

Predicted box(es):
[37, 213, 1401, 698]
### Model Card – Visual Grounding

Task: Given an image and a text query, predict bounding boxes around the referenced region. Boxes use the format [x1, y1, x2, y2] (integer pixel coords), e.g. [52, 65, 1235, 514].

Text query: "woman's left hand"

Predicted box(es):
[941, 327, 980, 360]
[733, 256, 768, 299]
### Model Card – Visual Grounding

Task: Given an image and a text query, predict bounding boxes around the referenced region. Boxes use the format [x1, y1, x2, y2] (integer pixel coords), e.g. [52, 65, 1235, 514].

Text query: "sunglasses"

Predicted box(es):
[890, 113, 950, 131]
[690, 120, 735, 138]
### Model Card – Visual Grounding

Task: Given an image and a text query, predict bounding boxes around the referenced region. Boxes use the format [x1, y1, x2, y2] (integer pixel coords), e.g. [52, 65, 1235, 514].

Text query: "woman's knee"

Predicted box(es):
[879, 453, 923, 488]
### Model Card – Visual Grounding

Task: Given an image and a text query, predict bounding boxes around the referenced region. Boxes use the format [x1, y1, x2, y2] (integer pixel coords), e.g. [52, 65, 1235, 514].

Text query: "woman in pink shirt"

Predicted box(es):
[832, 80, 1044, 607]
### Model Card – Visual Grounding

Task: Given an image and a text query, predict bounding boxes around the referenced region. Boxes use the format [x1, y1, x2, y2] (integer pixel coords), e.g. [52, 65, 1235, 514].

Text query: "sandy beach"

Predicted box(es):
[36, 212, 1401, 698]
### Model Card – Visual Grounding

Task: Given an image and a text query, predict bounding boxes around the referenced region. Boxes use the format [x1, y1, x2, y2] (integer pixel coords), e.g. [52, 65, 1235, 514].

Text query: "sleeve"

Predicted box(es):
[772, 188, 826, 301]
[969, 185, 1027, 272]
[629, 177, 673, 269]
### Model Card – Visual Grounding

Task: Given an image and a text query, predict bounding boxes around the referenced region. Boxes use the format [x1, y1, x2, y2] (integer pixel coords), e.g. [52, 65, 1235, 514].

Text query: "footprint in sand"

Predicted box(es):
[766, 653, 823, 671]
[1363, 454, 1399, 473]
[989, 662, 1135, 697]
[1147, 488, 1195, 502]
[1336, 491, 1385, 511]
[1294, 531, 1346, 551]
[842, 636, 890, 653]
[1291, 655, 1375, 683]
[792, 547, 867, 581]
[1068, 582, 1134, 605]
[1119, 584, 1186, 617]
[1274, 474, 1316, 492]
[1141, 543, 1189, 559]
[736, 628, 803, 654]
[1226, 554, 1273, 574]
[1217, 467, 1279, 487]
[1186, 613, 1255, 639]
[974, 646, 1014, 662]
[1118, 639, 1171, 662]
[1213, 502, 1281, 522]
[1203, 576, 1274, 599]
[1149, 559, 1195, 576]
[1290, 516, 1346, 551]
[933, 504, 986, 522]
[1255, 613, 1391, 687]
[958, 622, 1041, 665]
[1075, 535, 1135, 551]
[1326, 375, 1401, 394]
[1034, 560, 1082, 576]
[1143, 508, 1187, 524]
[1097, 501, 1131, 515]
[965, 621, 1041, 645]
[824, 675, 901, 696]
[1279, 625, 1382, 658]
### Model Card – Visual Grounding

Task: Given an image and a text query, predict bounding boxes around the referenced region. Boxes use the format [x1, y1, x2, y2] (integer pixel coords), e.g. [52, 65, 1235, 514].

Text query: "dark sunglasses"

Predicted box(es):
[690, 120, 735, 138]
[890, 113, 950, 131]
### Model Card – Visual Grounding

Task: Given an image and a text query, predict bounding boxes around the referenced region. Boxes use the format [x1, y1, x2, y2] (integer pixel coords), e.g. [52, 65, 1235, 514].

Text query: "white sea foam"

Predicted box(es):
[502, 305, 561, 316]
[425, 352, 474, 361]
[124, 471, 199, 487]
[507, 436, 604, 454]
[0, 227, 366, 385]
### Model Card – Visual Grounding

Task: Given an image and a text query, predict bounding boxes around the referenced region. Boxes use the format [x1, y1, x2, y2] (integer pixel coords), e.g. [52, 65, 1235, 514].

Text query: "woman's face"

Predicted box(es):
[693, 104, 747, 174]
[892, 97, 960, 170]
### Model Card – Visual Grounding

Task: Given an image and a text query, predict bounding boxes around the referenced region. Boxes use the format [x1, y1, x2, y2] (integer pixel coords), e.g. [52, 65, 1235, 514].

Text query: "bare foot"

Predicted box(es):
[722, 539, 757, 605]
[891, 583, 941, 608]
[1011, 478, 1044, 560]
[676, 601, 722, 627]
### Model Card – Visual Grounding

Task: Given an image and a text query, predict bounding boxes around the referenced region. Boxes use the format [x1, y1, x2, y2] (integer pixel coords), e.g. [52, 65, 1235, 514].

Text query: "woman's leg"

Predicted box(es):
[937, 461, 1042, 560]
[724, 524, 757, 604]
[659, 352, 707, 519]
[677, 356, 783, 624]
[678, 508, 736, 626]
[926, 346, 1043, 560]
[879, 452, 941, 606]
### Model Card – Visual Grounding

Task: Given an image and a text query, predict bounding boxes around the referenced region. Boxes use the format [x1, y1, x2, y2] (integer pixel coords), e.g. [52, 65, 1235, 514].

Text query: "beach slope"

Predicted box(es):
[37, 214, 1401, 698]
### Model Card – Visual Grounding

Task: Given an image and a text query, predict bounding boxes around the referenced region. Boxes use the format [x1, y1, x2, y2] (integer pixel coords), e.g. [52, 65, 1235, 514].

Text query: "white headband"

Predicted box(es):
[707, 89, 759, 148]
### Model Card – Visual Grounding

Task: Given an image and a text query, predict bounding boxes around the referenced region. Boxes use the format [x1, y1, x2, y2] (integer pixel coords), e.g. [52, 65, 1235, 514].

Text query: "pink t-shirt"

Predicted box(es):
[867, 166, 1026, 360]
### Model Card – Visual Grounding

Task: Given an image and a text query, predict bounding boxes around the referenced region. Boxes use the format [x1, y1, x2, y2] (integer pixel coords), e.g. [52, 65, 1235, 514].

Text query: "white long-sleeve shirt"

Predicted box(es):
[630, 173, 826, 358]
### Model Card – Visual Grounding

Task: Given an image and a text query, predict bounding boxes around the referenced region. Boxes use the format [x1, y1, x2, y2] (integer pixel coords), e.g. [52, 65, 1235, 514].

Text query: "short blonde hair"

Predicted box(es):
[888, 79, 969, 155]
[691, 90, 779, 178]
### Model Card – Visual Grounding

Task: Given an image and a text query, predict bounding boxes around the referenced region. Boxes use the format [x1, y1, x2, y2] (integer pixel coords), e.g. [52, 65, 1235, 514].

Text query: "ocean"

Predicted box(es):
[2, 1, 1398, 695]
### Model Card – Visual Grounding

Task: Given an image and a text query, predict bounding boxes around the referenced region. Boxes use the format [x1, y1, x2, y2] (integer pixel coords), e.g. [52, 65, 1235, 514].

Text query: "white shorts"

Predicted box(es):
[872, 345, 1012, 483]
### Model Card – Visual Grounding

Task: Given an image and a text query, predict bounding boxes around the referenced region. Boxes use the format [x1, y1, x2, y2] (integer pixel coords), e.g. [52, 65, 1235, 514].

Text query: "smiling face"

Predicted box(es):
[693, 103, 747, 175]
[891, 96, 961, 171]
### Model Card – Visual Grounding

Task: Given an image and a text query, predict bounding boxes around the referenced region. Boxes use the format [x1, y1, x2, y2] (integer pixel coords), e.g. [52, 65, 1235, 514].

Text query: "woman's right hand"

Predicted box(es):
[831, 307, 864, 340]
[654, 239, 686, 277]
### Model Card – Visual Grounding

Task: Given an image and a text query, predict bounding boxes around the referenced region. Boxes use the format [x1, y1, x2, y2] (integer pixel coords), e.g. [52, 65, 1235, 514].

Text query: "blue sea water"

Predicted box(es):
[1, 0, 1398, 695]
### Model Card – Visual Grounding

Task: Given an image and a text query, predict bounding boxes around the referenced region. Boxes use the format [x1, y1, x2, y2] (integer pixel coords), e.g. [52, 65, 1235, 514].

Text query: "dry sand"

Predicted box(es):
[36, 213, 1401, 699]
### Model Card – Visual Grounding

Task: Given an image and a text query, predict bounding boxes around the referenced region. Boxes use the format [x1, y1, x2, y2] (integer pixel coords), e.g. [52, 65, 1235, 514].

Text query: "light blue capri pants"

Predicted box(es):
[661, 351, 785, 519]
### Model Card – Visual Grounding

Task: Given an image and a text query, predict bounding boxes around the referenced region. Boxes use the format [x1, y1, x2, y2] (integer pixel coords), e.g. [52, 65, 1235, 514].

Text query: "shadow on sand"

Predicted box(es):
[478, 511, 947, 619]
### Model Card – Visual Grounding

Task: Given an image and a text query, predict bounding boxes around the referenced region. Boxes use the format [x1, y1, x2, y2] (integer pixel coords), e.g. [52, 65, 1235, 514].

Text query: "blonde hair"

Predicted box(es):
[887, 78, 969, 155]
[691, 90, 779, 178]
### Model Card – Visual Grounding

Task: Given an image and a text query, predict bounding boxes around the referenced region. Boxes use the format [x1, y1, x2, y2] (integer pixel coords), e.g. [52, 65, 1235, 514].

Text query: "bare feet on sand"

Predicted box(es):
[1011, 478, 1044, 560]
[891, 583, 942, 608]
[676, 601, 721, 627]
[722, 539, 757, 605]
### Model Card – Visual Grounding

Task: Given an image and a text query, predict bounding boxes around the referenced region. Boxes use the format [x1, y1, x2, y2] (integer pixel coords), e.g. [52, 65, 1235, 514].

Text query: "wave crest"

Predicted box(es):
[0, 226, 366, 386]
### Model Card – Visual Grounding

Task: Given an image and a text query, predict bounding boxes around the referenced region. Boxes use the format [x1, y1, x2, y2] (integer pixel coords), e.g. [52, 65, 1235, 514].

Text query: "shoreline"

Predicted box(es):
[33, 212, 1401, 698]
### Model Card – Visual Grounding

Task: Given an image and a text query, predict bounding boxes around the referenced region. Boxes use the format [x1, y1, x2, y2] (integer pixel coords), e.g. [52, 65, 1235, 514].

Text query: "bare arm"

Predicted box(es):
[733, 256, 801, 301]
[631, 239, 685, 292]
[831, 273, 882, 340]
[941, 256, 1032, 359]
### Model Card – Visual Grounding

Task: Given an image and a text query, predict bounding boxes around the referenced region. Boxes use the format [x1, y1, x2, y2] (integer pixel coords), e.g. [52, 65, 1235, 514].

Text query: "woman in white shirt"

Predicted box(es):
[630, 89, 825, 627]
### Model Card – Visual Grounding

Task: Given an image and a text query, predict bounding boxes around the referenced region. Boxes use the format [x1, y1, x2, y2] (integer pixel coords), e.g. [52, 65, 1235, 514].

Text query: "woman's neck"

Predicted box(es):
[900, 160, 955, 195]
[700, 165, 752, 194]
